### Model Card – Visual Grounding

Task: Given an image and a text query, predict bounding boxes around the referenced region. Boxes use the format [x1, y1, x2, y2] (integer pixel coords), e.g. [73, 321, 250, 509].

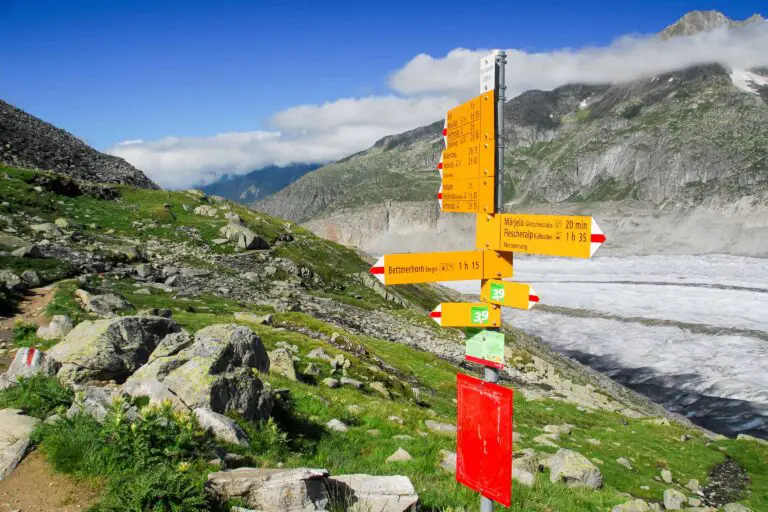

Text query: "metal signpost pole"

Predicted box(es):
[480, 49, 507, 512]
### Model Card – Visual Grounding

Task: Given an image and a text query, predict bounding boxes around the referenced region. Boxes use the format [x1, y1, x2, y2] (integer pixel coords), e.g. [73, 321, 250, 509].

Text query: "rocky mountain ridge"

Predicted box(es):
[0, 99, 157, 189]
[200, 163, 321, 204]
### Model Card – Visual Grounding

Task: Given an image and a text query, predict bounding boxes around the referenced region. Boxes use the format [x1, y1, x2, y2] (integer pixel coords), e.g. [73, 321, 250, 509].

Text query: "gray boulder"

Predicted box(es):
[206, 467, 329, 510]
[20, 270, 41, 287]
[340, 377, 363, 389]
[329, 474, 418, 512]
[36, 315, 74, 340]
[0, 347, 60, 390]
[326, 419, 348, 432]
[386, 448, 412, 463]
[66, 385, 137, 423]
[322, 377, 339, 388]
[148, 331, 193, 362]
[663, 488, 686, 510]
[0, 409, 40, 481]
[126, 324, 272, 421]
[11, 245, 43, 258]
[612, 499, 651, 512]
[513, 449, 539, 487]
[122, 378, 187, 411]
[30, 223, 63, 237]
[48, 316, 181, 384]
[74, 289, 132, 317]
[439, 450, 456, 473]
[194, 205, 218, 217]
[219, 223, 269, 250]
[0, 270, 24, 292]
[424, 420, 456, 435]
[193, 408, 250, 447]
[268, 348, 297, 381]
[549, 449, 603, 489]
[724, 504, 752, 512]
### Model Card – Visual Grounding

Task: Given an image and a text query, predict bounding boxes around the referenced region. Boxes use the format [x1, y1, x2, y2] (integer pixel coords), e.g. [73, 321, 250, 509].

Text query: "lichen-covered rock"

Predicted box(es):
[36, 315, 74, 340]
[268, 348, 297, 381]
[424, 420, 456, 435]
[612, 499, 651, 512]
[370, 381, 391, 398]
[20, 270, 41, 287]
[205, 467, 329, 510]
[219, 223, 269, 250]
[126, 324, 272, 421]
[147, 331, 193, 362]
[0, 347, 60, 390]
[663, 488, 686, 510]
[11, 244, 43, 258]
[48, 316, 181, 383]
[193, 408, 250, 446]
[194, 205, 218, 217]
[439, 450, 456, 473]
[386, 448, 412, 463]
[0, 409, 41, 481]
[66, 385, 137, 423]
[549, 449, 603, 489]
[74, 289, 132, 317]
[329, 474, 419, 512]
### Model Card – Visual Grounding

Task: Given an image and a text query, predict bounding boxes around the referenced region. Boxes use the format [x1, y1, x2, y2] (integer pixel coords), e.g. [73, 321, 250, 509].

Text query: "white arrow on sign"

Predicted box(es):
[480, 52, 498, 93]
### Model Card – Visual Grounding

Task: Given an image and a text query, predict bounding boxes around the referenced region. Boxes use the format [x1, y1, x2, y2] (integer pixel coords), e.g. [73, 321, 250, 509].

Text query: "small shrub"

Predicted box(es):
[37, 413, 103, 474]
[12, 322, 39, 347]
[0, 375, 74, 419]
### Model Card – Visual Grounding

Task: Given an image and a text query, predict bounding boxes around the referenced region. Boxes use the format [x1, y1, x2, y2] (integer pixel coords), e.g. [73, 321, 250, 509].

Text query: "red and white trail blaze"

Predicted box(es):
[590, 218, 606, 257]
[369, 256, 385, 284]
[429, 304, 443, 326]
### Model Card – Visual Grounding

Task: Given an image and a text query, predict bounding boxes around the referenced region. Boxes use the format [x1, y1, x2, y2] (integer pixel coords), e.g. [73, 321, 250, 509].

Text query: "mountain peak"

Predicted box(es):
[660, 10, 765, 39]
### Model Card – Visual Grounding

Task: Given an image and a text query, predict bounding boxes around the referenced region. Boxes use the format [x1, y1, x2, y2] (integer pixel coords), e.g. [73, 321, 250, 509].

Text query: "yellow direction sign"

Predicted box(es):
[430, 302, 501, 328]
[438, 177, 495, 214]
[370, 250, 512, 286]
[440, 91, 495, 184]
[477, 213, 606, 258]
[480, 280, 539, 310]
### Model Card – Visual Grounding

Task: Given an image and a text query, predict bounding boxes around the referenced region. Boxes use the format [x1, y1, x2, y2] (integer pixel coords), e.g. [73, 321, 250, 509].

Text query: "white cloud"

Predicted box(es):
[390, 22, 768, 99]
[110, 20, 768, 189]
[109, 96, 455, 189]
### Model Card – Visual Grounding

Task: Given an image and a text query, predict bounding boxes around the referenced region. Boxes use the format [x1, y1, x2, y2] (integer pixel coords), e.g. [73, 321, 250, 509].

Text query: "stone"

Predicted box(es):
[303, 363, 321, 376]
[0, 347, 61, 390]
[367, 429, 380, 436]
[135, 288, 151, 295]
[736, 434, 768, 446]
[388, 415, 404, 425]
[193, 408, 250, 446]
[616, 457, 634, 470]
[219, 223, 269, 250]
[326, 419, 348, 432]
[49, 316, 181, 384]
[11, 245, 43, 258]
[116, 246, 142, 263]
[225, 212, 243, 223]
[548, 449, 603, 489]
[67, 385, 136, 423]
[411, 388, 421, 402]
[689, 498, 702, 507]
[439, 450, 456, 473]
[205, 467, 329, 510]
[36, 315, 73, 340]
[234, 312, 270, 325]
[30, 222, 63, 237]
[328, 474, 418, 512]
[212, 238, 229, 245]
[424, 420, 457, 435]
[307, 348, 332, 362]
[19, 270, 41, 287]
[723, 504, 752, 512]
[147, 331, 193, 361]
[74, 289, 131, 317]
[126, 324, 272, 421]
[386, 447, 412, 463]
[544, 424, 572, 435]
[370, 381, 391, 398]
[533, 433, 560, 447]
[194, 205, 218, 217]
[0, 270, 24, 292]
[340, 377, 363, 389]
[0, 409, 40, 481]
[663, 488, 687, 510]
[322, 377, 339, 388]
[513, 449, 539, 487]
[122, 378, 187, 410]
[347, 405, 362, 414]
[686, 479, 700, 492]
[268, 348, 298, 381]
[612, 499, 651, 512]
[661, 468, 673, 483]
[54, 217, 74, 229]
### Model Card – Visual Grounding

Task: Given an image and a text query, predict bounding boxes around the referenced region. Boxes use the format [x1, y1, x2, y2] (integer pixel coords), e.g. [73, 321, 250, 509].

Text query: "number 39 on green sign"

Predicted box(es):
[490, 282, 505, 302]
[470, 306, 490, 324]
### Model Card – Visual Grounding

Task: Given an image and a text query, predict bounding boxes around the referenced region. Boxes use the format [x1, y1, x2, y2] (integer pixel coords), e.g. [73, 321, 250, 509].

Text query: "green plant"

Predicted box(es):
[0, 375, 74, 419]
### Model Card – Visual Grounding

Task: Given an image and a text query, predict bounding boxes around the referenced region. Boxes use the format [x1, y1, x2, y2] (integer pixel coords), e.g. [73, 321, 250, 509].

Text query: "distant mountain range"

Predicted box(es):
[199, 163, 321, 204]
[254, 11, 768, 255]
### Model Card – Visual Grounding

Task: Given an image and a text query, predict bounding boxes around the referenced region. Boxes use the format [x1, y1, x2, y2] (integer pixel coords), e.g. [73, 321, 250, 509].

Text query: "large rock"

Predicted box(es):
[268, 348, 297, 381]
[0, 270, 24, 292]
[11, 244, 43, 258]
[424, 420, 456, 435]
[66, 385, 137, 422]
[126, 324, 272, 421]
[193, 408, 250, 447]
[513, 449, 540, 487]
[0, 347, 60, 390]
[194, 205, 218, 217]
[74, 289, 132, 317]
[663, 488, 687, 510]
[219, 223, 269, 250]
[0, 409, 40, 481]
[122, 378, 187, 410]
[724, 504, 752, 512]
[548, 449, 603, 489]
[206, 467, 329, 510]
[48, 316, 181, 384]
[329, 474, 418, 512]
[612, 499, 651, 512]
[20, 270, 41, 287]
[36, 315, 74, 340]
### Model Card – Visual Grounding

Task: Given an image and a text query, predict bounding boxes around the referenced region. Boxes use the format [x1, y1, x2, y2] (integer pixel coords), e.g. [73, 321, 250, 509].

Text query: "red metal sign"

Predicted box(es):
[456, 373, 514, 506]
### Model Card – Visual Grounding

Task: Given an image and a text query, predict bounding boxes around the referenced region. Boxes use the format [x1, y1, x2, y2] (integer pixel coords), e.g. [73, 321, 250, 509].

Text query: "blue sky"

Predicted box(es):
[2, 0, 766, 187]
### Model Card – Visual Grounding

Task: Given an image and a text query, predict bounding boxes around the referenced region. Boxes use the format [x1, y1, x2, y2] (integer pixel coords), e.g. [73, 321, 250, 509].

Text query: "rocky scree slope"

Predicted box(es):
[2, 166, 767, 510]
[0, 99, 157, 189]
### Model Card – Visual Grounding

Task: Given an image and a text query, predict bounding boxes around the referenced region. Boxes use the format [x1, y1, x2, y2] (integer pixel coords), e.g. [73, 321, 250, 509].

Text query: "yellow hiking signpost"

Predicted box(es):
[368, 50, 607, 510]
